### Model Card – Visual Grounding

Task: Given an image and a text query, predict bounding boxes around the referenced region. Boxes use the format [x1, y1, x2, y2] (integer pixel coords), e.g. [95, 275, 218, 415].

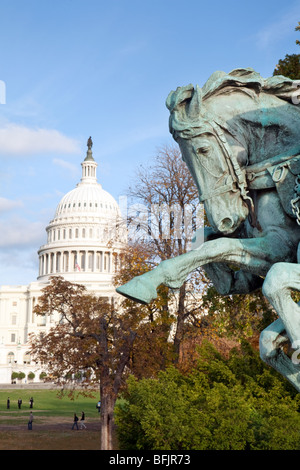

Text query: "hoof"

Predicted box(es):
[116, 275, 158, 304]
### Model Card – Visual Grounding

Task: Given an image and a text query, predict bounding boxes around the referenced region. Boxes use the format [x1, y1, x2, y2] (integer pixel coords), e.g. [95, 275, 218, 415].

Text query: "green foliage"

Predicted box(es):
[201, 286, 276, 340]
[115, 341, 300, 450]
[273, 54, 300, 80]
[273, 22, 300, 79]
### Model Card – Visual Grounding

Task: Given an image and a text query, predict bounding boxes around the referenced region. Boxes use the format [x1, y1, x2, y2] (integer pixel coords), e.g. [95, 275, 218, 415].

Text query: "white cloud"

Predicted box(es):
[255, 3, 300, 49]
[0, 248, 39, 286]
[0, 123, 81, 156]
[53, 158, 80, 178]
[0, 197, 23, 213]
[0, 217, 45, 248]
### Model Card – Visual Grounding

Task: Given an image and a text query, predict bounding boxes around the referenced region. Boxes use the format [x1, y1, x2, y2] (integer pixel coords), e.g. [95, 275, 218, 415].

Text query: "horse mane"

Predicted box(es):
[201, 67, 295, 102]
[166, 68, 297, 139]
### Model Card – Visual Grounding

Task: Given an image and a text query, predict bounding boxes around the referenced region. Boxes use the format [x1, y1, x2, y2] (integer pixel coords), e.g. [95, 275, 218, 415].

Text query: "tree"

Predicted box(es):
[30, 276, 138, 450]
[27, 372, 35, 381]
[113, 241, 175, 379]
[125, 144, 207, 362]
[200, 285, 277, 342]
[273, 22, 300, 79]
[115, 341, 300, 450]
[295, 21, 300, 46]
[17, 372, 25, 382]
[273, 53, 300, 80]
[30, 248, 177, 450]
[11, 372, 18, 382]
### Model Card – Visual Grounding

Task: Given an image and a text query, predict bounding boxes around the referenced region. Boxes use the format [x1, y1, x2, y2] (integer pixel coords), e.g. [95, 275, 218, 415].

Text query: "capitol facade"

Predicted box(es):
[0, 138, 127, 384]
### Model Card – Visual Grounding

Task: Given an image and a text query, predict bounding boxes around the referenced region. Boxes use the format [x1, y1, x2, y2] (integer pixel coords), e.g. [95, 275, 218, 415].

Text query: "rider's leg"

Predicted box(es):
[259, 317, 300, 391]
[259, 260, 300, 391]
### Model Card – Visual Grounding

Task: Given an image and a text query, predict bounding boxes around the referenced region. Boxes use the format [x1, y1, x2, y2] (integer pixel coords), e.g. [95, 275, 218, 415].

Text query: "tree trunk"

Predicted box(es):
[173, 282, 186, 364]
[100, 387, 117, 450]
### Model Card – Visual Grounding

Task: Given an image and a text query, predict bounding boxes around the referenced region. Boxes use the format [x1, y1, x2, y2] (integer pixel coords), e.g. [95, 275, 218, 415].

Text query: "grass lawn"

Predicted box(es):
[0, 388, 104, 450]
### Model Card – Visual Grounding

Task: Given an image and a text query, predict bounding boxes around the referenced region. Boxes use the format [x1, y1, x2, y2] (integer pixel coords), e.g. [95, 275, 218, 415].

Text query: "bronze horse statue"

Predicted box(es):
[117, 68, 300, 391]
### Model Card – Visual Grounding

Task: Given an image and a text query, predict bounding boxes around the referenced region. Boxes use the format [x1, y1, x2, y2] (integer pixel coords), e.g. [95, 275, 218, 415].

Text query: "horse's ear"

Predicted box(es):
[188, 85, 202, 120]
[166, 84, 195, 113]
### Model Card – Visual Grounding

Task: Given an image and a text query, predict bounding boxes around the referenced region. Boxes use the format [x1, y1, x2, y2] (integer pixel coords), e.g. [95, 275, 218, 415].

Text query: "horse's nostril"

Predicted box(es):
[218, 217, 234, 232]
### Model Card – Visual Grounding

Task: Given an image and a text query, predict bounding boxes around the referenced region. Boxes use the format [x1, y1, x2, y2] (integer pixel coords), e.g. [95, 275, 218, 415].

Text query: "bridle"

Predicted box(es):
[195, 119, 300, 228]
[196, 120, 257, 227]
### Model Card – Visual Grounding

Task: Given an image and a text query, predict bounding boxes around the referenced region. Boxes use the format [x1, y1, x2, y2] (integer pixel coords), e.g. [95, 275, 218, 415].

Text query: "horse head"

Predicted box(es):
[166, 81, 251, 234]
[166, 68, 300, 235]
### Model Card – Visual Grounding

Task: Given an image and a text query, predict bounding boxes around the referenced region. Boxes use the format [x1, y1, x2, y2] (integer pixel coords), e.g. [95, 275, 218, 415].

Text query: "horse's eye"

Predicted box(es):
[197, 146, 210, 156]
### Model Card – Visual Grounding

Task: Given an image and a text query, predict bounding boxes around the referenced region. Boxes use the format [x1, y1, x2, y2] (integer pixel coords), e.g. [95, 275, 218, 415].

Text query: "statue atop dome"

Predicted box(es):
[85, 136, 95, 162]
[87, 136, 93, 150]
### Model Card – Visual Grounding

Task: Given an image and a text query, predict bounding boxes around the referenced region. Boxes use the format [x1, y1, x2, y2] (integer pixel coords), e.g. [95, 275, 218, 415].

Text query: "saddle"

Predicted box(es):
[246, 154, 300, 222]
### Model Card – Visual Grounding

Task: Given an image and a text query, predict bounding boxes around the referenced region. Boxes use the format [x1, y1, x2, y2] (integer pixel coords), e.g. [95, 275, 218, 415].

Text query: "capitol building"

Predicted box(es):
[0, 138, 127, 384]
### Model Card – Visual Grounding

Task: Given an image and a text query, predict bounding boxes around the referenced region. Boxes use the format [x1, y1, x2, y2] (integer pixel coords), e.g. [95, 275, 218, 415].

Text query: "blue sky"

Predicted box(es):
[0, 0, 299, 285]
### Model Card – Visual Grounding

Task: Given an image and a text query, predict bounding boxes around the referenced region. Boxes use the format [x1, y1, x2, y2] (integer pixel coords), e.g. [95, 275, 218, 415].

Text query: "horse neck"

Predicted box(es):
[234, 93, 300, 165]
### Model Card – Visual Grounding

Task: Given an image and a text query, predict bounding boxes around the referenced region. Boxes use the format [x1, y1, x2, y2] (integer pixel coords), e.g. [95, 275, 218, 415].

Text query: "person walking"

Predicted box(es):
[71, 413, 79, 430]
[28, 412, 33, 430]
[80, 411, 86, 429]
[18, 398, 22, 409]
[29, 397, 34, 408]
[6, 397, 10, 409]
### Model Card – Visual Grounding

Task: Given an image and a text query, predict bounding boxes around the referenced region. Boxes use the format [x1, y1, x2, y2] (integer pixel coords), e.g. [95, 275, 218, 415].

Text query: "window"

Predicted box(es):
[37, 316, 46, 326]
[23, 352, 31, 364]
[7, 352, 14, 364]
[10, 334, 16, 343]
[88, 253, 93, 270]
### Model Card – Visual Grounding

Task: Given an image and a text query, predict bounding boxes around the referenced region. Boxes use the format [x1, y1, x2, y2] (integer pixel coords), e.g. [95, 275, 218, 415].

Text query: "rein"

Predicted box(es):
[198, 120, 300, 227]
[247, 153, 300, 225]
[246, 153, 300, 189]
[198, 121, 257, 226]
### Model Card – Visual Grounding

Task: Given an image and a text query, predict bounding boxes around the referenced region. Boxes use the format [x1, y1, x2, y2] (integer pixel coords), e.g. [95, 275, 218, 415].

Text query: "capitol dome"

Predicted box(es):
[37, 137, 127, 285]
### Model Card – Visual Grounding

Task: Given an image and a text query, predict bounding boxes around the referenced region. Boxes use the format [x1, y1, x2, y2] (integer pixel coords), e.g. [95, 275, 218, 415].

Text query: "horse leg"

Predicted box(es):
[116, 233, 288, 303]
[203, 262, 264, 295]
[194, 227, 264, 296]
[260, 260, 300, 390]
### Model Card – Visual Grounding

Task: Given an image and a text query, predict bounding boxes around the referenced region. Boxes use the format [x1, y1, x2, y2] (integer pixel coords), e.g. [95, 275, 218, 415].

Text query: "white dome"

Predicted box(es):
[37, 137, 127, 284]
[54, 182, 121, 220]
